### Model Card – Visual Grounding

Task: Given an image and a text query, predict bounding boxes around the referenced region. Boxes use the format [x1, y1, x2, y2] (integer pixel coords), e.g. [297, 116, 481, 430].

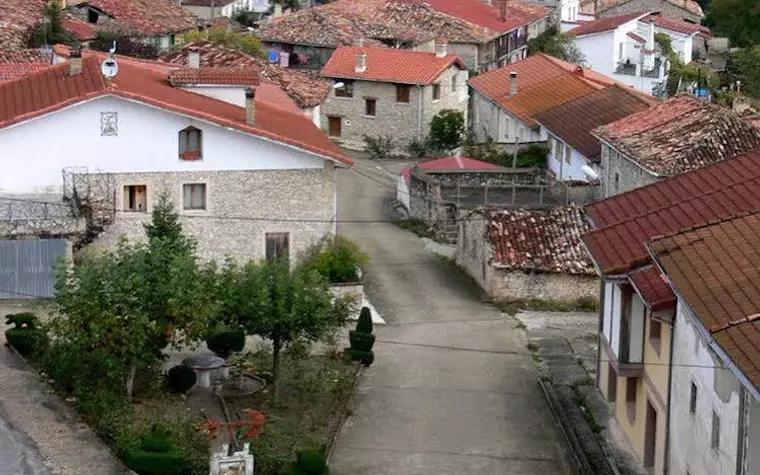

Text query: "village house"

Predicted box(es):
[647, 210, 760, 475]
[257, 0, 551, 71]
[456, 206, 598, 301]
[1, 0, 96, 50]
[0, 48, 353, 298]
[534, 84, 654, 182]
[0, 49, 55, 82]
[161, 40, 331, 127]
[67, 0, 199, 51]
[580, 0, 704, 23]
[180, 0, 263, 19]
[581, 149, 760, 475]
[593, 94, 760, 198]
[319, 43, 468, 152]
[468, 53, 622, 150]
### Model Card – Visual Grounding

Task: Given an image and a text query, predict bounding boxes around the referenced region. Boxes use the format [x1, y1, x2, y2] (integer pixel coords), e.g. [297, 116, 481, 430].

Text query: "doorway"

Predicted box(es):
[328, 116, 342, 137]
[644, 399, 657, 468]
[607, 365, 617, 402]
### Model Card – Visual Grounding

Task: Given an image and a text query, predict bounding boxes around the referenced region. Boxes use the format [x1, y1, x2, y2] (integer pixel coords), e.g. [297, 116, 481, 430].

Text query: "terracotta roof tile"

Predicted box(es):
[488, 206, 596, 275]
[499, 74, 599, 127]
[641, 13, 711, 37]
[582, 150, 760, 275]
[629, 265, 675, 310]
[321, 45, 464, 84]
[649, 211, 760, 391]
[168, 68, 260, 86]
[593, 0, 703, 17]
[161, 41, 331, 108]
[568, 11, 649, 37]
[401, 156, 499, 183]
[0, 53, 352, 166]
[594, 94, 760, 176]
[534, 85, 653, 162]
[181, 0, 239, 6]
[81, 0, 198, 35]
[424, 0, 550, 33]
[63, 18, 98, 41]
[0, 0, 47, 50]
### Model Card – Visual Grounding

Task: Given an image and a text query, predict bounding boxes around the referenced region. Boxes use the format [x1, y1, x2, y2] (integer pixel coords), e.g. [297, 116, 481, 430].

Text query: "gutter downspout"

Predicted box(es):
[596, 278, 604, 392]
[417, 84, 424, 139]
[736, 386, 747, 475]
[661, 305, 675, 475]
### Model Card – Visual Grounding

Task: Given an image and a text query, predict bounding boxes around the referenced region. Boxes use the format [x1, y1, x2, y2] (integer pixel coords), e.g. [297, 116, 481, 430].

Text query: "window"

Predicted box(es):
[364, 98, 376, 117]
[614, 172, 620, 192]
[626, 377, 637, 422]
[689, 382, 697, 414]
[432, 83, 441, 100]
[334, 80, 354, 98]
[557, 140, 565, 160]
[650, 319, 662, 354]
[179, 126, 202, 160]
[618, 42, 623, 60]
[396, 84, 411, 103]
[182, 184, 206, 210]
[328, 116, 342, 137]
[711, 411, 720, 449]
[265, 232, 290, 262]
[451, 74, 457, 93]
[564, 144, 571, 164]
[123, 185, 147, 212]
[87, 8, 99, 23]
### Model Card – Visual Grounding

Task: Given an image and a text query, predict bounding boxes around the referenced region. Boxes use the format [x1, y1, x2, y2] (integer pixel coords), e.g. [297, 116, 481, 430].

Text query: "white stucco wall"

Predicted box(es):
[546, 132, 599, 181]
[560, 0, 580, 22]
[180, 86, 250, 107]
[669, 300, 742, 475]
[630, 292, 645, 363]
[471, 90, 542, 144]
[603, 280, 614, 344]
[0, 95, 327, 195]
[611, 282, 622, 356]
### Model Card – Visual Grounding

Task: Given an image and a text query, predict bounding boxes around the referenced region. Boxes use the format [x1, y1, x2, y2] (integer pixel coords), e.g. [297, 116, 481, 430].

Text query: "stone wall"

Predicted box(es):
[87, 167, 336, 264]
[600, 143, 661, 198]
[550, 181, 602, 205]
[599, 0, 702, 23]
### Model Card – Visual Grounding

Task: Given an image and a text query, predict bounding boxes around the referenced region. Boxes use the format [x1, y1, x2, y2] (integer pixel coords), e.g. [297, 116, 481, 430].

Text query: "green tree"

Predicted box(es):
[91, 31, 160, 59]
[28, 2, 76, 48]
[527, 24, 585, 64]
[429, 109, 466, 152]
[704, 0, 760, 48]
[182, 27, 264, 57]
[726, 46, 760, 99]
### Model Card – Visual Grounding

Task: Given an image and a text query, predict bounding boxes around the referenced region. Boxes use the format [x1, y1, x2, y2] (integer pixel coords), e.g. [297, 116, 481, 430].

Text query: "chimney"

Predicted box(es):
[498, 0, 507, 22]
[481, 0, 492, 4]
[509, 71, 517, 96]
[187, 45, 200, 68]
[356, 38, 364, 47]
[245, 87, 256, 125]
[355, 52, 367, 73]
[435, 39, 448, 58]
[274, 2, 282, 17]
[69, 47, 82, 76]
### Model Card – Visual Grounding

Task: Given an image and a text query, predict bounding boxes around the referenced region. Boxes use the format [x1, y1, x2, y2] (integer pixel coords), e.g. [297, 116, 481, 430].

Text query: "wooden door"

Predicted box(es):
[328, 116, 342, 137]
[644, 400, 657, 468]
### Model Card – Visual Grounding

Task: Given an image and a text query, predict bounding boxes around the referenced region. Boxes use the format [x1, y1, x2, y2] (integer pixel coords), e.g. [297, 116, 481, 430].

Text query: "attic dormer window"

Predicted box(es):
[87, 8, 99, 24]
[179, 126, 202, 161]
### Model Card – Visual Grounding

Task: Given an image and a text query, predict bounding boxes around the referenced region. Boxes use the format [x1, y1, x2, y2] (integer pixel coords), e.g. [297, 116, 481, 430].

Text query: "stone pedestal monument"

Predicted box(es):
[209, 443, 254, 475]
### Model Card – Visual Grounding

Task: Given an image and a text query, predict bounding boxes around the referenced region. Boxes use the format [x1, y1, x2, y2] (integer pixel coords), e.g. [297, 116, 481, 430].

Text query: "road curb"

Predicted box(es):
[326, 362, 364, 465]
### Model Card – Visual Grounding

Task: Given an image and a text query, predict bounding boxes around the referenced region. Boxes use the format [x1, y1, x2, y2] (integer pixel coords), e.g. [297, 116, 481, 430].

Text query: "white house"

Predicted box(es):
[180, 0, 270, 19]
[0, 48, 353, 267]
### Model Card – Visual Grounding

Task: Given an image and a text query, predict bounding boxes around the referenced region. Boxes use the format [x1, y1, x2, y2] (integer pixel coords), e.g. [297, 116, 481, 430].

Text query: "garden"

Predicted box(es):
[3, 192, 375, 475]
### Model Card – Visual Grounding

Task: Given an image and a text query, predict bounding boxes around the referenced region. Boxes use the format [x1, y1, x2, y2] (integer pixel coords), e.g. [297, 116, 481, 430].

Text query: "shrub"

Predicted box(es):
[288, 446, 328, 474]
[405, 136, 431, 158]
[515, 144, 549, 168]
[348, 349, 374, 366]
[205, 329, 246, 359]
[355, 307, 373, 334]
[363, 134, 395, 159]
[166, 365, 197, 394]
[429, 109, 465, 152]
[5, 312, 39, 329]
[298, 235, 369, 284]
[123, 447, 186, 475]
[141, 428, 172, 453]
[348, 331, 375, 352]
[5, 312, 47, 357]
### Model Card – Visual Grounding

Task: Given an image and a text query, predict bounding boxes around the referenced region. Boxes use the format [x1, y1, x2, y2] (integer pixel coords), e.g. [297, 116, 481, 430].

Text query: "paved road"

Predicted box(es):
[0, 405, 50, 475]
[329, 159, 568, 475]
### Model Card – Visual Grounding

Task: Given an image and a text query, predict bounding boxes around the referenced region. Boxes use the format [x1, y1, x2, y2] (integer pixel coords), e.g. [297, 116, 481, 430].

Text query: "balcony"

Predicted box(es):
[615, 57, 664, 79]
[603, 282, 645, 377]
[641, 57, 664, 78]
[615, 60, 637, 76]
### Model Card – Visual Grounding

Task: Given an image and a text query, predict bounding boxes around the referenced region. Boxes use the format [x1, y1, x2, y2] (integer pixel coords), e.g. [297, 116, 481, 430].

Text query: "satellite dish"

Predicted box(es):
[581, 164, 599, 181]
[101, 57, 119, 80]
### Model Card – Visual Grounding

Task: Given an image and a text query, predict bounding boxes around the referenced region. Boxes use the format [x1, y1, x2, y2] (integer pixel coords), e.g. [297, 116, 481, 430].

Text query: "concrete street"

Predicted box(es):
[0, 406, 50, 475]
[329, 158, 569, 475]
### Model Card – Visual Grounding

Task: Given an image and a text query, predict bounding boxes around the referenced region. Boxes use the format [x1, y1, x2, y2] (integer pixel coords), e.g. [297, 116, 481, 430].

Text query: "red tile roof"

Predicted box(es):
[0, 0, 47, 50]
[79, 0, 198, 35]
[534, 85, 653, 162]
[0, 53, 353, 166]
[629, 266, 675, 311]
[63, 18, 98, 41]
[488, 207, 596, 275]
[168, 68, 260, 86]
[0, 49, 54, 82]
[321, 46, 464, 85]
[627, 31, 646, 43]
[649, 211, 760, 391]
[594, 94, 760, 176]
[642, 13, 711, 37]
[581, 150, 760, 275]
[424, 0, 551, 33]
[401, 156, 499, 184]
[161, 41, 331, 108]
[568, 11, 649, 37]
[587, 0, 703, 17]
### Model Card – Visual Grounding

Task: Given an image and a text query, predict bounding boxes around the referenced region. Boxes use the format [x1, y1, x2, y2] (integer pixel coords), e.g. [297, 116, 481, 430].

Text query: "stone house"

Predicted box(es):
[457, 206, 598, 301]
[580, 0, 704, 24]
[0, 48, 353, 298]
[646, 211, 760, 475]
[258, 0, 551, 71]
[592, 94, 760, 199]
[319, 43, 468, 152]
[180, 0, 256, 19]
[581, 149, 760, 475]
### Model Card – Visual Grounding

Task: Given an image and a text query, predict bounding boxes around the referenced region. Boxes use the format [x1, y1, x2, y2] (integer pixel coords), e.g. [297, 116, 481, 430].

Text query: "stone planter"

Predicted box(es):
[329, 282, 364, 319]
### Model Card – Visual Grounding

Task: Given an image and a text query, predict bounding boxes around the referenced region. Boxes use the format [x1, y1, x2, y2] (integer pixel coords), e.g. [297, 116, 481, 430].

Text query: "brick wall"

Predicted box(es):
[599, 0, 702, 23]
[600, 143, 661, 198]
[88, 167, 336, 264]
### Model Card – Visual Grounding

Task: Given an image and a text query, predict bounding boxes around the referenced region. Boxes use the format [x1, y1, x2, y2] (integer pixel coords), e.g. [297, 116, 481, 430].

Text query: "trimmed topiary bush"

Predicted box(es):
[288, 445, 329, 475]
[5, 313, 48, 357]
[167, 365, 197, 394]
[348, 331, 375, 352]
[355, 307, 373, 334]
[348, 349, 374, 367]
[205, 329, 245, 359]
[123, 426, 186, 475]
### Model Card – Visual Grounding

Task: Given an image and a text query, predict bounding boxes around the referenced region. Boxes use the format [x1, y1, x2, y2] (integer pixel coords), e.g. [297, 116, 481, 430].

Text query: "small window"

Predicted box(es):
[183, 183, 206, 210]
[265, 232, 290, 262]
[564, 144, 571, 164]
[626, 377, 637, 422]
[432, 83, 441, 100]
[614, 172, 620, 192]
[179, 126, 202, 160]
[650, 319, 662, 355]
[451, 74, 457, 93]
[689, 382, 697, 414]
[335, 80, 354, 98]
[396, 84, 411, 103]
[364, 98, 376, 117]
[87, 8, 99, 24]
[123, 185, 147, 212]
[711, 411, 720, 449]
